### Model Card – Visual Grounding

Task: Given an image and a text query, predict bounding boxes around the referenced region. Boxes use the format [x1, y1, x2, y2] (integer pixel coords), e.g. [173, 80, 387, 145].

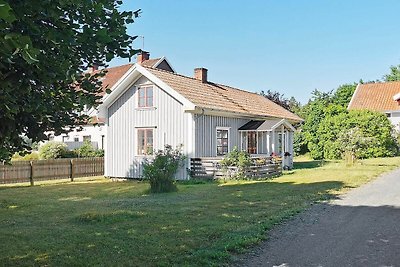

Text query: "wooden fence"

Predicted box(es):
[190, 156, 282, 179]
[0, 157, 104, 185]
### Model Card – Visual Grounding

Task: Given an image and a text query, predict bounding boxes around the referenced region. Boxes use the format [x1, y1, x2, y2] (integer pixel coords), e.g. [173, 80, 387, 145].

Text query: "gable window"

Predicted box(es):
[138, 129, 153, 155]
[138, 85, 153, 107]
[216, 128, 229, 156]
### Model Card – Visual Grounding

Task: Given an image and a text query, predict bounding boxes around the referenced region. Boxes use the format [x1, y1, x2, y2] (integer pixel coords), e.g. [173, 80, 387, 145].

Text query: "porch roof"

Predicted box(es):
[238, 119, 295, 132]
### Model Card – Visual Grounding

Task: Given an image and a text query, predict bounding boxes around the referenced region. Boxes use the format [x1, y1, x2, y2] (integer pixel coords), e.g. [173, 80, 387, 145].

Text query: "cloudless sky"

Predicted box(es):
[111, 0, 400, 104]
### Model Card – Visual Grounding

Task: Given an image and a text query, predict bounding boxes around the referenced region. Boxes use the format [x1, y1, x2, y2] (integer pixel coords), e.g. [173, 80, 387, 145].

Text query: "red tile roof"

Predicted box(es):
[96, 59, 161, 95]
[144, 66, 303, 122]
[348, 81, 400, 112]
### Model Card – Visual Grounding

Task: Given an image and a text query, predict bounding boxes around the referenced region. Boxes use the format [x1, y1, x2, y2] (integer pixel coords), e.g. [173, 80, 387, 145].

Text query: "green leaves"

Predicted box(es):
[0, 0, 16, 23]
[0, 0, 140, 161]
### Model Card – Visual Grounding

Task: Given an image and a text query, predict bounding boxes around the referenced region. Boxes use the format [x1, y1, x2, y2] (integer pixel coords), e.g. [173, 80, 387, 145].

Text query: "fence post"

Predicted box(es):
[29, 161, 34, 186]
[70, 159, 74, 182]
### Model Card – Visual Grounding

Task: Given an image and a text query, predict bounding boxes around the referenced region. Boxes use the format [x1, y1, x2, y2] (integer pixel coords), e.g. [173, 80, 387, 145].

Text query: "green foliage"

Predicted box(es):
[11, 151, 39, 161]
[332, 83, 357, 107]
[293, 131, 308, 156]
[220, 147, 253, 178]
[74, 140, 104, 157]
[0, 1, 141, 161]
[260, 90, 301, 113]
[337, 127, 373, 164]
[316, 110, 397, 160]
[143, 145, 186, 193]
[38, 141, 68, 159]
[383, 64, 400, 81]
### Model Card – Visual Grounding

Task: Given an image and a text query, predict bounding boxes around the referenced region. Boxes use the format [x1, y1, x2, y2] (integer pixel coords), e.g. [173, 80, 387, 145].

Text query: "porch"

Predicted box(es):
[238, 119, 295, 169]
[189, 155, 282, 180]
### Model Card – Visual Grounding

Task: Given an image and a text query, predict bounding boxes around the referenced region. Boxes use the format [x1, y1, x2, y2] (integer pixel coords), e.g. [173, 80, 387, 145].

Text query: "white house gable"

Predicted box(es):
[106, 74, 191, 178]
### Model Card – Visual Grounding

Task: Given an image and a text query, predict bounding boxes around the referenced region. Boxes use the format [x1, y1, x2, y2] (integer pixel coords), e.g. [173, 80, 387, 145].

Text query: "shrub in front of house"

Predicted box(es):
[143, 145, 186, 193]
[39, 141, 68, 159]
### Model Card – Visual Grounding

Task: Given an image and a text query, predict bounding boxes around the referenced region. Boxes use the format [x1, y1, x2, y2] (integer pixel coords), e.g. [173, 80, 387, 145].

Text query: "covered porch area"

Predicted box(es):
[238, 119, 295, 169]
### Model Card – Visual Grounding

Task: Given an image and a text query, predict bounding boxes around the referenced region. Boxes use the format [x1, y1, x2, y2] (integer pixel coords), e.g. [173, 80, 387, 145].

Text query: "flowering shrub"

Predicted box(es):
[143, 145, 185, 193]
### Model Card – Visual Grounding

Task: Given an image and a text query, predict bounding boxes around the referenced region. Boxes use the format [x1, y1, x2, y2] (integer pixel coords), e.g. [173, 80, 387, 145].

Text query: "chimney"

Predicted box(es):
[88, 65, 99, 73]
[137, 51, 150, 64]
[194, 67, 208, 83]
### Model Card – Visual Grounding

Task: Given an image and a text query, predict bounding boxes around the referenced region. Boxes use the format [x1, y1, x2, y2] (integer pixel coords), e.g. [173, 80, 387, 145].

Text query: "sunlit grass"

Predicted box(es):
[0, 157, 399, 266]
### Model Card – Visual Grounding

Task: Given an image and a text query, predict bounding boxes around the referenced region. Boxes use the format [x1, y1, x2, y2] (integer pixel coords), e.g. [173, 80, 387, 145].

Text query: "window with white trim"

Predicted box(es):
[216, 128, 229, 156]
[138, 85, 153, 107]
[137, 129, 154, 155]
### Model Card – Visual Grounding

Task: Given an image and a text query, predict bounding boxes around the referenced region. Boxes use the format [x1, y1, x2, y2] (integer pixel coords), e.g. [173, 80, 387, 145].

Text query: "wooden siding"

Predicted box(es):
[194, 115, 249, 157]
[106, 76, 190, 179]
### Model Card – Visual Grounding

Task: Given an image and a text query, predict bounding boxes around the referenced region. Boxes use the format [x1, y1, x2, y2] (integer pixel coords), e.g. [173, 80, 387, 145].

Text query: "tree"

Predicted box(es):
[332, 83, 357, 107]
[383, 64, 400, 81]
[260, 90, 301, 113]
[316, 110, 397, 160]
[0, 1, 141, 161]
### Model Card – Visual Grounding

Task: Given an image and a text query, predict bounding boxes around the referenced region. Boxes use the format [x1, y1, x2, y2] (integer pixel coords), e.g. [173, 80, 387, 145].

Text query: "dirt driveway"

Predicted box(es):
[235, 168, 400, 267]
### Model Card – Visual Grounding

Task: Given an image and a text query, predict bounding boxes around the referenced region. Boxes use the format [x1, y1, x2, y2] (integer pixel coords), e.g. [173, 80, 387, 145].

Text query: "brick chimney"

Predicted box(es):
[137, 51, 150, 64]
[194, 68, 208, 83]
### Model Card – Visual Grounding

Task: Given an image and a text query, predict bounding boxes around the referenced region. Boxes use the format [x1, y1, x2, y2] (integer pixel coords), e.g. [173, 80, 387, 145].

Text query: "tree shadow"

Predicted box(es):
[293, 160, 324, 170]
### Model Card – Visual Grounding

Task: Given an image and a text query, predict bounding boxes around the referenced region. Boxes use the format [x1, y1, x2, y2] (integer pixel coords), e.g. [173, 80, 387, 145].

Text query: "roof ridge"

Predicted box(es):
[361, 80, 400, 85]
[143, 65, 264, 97]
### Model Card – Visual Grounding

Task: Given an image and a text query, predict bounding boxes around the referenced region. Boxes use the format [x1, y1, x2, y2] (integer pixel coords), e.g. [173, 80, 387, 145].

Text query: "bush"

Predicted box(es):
[143, 145, 186, 193]
[316, 110, 397, 159]
[12, 151, 39, 161]
[220, 147, 252, 179]
[39, 141, 68, 159]
[74, 140, 104, 157]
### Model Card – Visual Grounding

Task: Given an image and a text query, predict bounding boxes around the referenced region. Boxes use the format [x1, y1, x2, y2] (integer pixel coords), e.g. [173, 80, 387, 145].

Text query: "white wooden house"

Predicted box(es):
[44, 52, 174, 151]
[98, 55, 302, 179]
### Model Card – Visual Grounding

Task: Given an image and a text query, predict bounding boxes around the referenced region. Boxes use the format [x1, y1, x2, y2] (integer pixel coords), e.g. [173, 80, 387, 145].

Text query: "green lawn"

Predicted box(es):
[1, 157, 400, 266]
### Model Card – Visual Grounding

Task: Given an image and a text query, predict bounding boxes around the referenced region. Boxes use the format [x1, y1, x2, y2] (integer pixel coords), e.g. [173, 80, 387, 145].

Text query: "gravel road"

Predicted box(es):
[235, 168, 400, 267]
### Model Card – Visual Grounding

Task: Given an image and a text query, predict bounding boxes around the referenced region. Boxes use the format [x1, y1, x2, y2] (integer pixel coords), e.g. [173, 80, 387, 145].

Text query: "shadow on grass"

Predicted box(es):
[293, 160, 324, 170]
[0, 179, 347, 267]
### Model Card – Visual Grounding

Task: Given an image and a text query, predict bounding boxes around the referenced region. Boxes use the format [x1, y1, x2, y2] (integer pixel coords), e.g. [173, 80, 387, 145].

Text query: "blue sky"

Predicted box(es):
[111, 0, 400, 104]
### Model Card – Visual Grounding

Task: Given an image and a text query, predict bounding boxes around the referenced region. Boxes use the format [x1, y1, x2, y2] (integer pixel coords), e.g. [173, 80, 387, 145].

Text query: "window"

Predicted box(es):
[74, 137, 79, 142]
[216, 128, 229, 156]
[62, 136, 68, 142]
[137, 129, 154, 155]
[138, 86, 153, 107]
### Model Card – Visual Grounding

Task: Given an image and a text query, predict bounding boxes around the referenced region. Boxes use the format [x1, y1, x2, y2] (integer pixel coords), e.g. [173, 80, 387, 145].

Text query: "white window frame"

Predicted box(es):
[136, 127, 155, 156]
[216, 127, 230, 156]
[136, 84, 154, 108]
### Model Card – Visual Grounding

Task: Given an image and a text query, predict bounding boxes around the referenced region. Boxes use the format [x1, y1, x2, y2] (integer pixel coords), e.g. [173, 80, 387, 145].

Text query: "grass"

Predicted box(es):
[1, 157, 400, 266]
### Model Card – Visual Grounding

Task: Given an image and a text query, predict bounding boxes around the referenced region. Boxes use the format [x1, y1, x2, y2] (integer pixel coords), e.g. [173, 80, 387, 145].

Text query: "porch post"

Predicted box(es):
[256, 131, 258, 154]
[271, 131, 275, 154]
[281, 125, 285, 168]
[267, 131, 270, 155]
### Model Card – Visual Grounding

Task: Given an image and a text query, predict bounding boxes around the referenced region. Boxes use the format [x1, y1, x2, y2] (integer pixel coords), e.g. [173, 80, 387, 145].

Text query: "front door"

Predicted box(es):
[247, 131, 257, 154]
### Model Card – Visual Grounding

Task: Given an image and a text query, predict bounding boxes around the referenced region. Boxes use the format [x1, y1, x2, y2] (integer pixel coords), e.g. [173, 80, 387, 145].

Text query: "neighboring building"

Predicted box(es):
[46, 52, 174, 150]
[348, 81, 400, 131]
[98, 56, 303, 179]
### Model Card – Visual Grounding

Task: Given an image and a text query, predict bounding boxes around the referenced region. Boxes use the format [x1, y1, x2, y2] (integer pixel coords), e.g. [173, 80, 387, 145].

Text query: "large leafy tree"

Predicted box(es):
[0, 0, 140, 161]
